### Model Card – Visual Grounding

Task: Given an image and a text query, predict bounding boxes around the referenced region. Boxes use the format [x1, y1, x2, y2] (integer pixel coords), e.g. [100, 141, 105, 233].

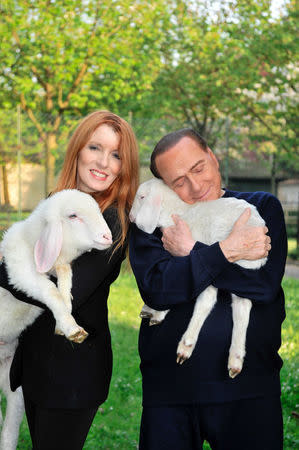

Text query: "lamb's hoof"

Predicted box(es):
[149, 318, 162, 326]
[176, 338, 195, 364]
[140, 311, 153, 319]
[229, 368, 241, 379]
[55, 329, 64, 336]
[68, 327, 89, 343]
[228, 354, 243, 378]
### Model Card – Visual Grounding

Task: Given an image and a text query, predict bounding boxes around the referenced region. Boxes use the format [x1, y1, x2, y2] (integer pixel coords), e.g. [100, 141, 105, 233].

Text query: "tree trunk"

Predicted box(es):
[270, 153, 277, 196]
[1, 164, 11, 206]
[297, 194, 299, 250]
[44, 133, 57, 196]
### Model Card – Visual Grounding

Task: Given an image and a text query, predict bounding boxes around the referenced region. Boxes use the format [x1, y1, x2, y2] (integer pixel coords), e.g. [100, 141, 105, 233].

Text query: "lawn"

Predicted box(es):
[13, 270, 298, 449]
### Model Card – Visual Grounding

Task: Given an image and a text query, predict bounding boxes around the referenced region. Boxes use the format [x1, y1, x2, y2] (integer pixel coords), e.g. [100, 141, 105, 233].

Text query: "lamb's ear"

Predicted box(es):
[136, 193, 162, 234]
[34, 221, 63, 273]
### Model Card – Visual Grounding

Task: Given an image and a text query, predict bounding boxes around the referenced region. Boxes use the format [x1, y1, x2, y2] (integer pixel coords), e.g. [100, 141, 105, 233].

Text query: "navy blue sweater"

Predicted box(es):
[129, 190, 287, 406]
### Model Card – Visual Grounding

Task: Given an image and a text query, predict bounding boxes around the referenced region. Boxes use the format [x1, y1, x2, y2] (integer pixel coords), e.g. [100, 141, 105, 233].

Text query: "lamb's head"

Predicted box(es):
[34, 189, 112, 273]
[129, 178, 167, 234]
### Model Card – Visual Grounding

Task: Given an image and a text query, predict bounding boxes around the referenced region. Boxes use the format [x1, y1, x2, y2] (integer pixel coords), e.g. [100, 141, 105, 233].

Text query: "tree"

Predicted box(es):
[230, 0, 299, 191]
[0, 107, 47, 208]
[0, 0, 170, 194]
[131, 0, 298, 172]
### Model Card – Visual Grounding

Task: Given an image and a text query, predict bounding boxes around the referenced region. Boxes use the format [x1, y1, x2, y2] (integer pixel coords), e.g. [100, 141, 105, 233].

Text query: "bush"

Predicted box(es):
[288, 247, 299, 261]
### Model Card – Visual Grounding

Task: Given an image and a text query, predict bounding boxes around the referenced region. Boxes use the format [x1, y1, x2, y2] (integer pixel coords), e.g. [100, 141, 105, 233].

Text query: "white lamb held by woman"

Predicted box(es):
[130, 178, 267, 379]
[0, 189, 112, 450]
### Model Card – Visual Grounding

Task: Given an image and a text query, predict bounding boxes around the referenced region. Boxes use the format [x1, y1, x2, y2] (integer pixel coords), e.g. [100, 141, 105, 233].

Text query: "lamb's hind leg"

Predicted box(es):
[0, 387, 24, 450]
[228, 295, 252, 378]
[140, 304, 169, 325]
[177, 285, 218, 364]
[0, 356, 24, 450]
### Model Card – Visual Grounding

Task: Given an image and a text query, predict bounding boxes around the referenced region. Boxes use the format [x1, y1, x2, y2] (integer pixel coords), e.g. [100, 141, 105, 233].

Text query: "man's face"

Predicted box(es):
[155, 136, 222, 204]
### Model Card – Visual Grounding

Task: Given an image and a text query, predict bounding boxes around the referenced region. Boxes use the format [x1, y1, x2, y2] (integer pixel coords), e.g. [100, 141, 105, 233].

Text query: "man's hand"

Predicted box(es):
[219, 208, 271, 263]
[161, 215, 196, 256]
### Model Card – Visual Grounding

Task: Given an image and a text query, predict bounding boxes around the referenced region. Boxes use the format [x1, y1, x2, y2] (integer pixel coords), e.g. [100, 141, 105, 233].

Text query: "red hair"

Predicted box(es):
[54, 110, 139, 248]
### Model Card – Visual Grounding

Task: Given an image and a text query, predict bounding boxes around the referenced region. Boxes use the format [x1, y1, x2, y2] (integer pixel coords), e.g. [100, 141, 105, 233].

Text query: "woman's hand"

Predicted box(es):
[219, 208, 271, 263]
[161, 215, 196, 256]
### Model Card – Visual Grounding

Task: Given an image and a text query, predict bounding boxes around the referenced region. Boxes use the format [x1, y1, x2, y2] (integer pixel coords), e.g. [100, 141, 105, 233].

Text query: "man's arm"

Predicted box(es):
[129, 224, 232, 310]
[162, 208, 270, 261]
[161, 193, 286, 305]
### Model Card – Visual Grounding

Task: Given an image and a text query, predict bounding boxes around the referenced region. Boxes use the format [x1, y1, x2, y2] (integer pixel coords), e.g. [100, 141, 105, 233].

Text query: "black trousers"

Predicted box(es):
[24, 395, 98, 450]
[139, 396, 283, 450]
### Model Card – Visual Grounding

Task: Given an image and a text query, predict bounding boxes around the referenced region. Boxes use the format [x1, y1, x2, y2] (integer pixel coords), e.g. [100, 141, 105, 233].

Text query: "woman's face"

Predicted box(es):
[76, 124, 121, 194]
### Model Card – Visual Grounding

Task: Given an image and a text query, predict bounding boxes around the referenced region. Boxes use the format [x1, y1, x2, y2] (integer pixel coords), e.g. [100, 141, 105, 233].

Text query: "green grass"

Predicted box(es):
[9, 271, 298, 449]
[280, 278, 299, 450]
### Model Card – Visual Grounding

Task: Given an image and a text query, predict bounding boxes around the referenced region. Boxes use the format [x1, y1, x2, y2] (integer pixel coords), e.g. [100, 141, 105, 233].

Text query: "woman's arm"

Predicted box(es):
[0, 262, 47, 309]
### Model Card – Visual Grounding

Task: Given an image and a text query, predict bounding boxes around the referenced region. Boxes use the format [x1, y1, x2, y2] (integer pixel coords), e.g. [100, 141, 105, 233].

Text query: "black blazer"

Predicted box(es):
[0, 207, 126, 408]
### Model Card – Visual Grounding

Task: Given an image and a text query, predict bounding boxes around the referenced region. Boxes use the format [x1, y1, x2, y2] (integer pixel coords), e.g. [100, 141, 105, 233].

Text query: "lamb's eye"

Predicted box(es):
[140, 195, 145, 200]
[69, 214, 77, 219]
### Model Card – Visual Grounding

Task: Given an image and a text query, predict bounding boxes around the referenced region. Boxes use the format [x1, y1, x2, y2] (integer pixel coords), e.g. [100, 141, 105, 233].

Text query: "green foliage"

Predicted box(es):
[0, 0, 297, 182]
[0, 0, 169, 115]
[129, 0, 298, 171]
[0, 0, 171, 192]
[288, 247, 299, 261]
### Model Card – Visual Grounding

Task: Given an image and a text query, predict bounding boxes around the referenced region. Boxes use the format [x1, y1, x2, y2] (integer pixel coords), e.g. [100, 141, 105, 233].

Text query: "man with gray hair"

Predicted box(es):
[130, 128, 286, 449]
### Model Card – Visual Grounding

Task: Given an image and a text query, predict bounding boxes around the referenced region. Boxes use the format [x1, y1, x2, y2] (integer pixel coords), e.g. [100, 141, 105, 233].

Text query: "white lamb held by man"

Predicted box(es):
[0, 189, 112, 450]
[129, 178, 267, 379]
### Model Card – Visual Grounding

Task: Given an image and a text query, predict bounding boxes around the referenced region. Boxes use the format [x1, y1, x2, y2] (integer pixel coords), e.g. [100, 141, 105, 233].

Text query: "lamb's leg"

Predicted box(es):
[55, 263, 73, 312]
[140, 304, 155, 319]
[228, 295, 252, 378]
[140, 304, 169, 325]
[30, 276, 88, 343]
[0, 387, 24, 450]
[177, 285, 218, 364]
[149, 309, 169, 326]
[54, 264, 73, 336]
[0, 356, 24, 450]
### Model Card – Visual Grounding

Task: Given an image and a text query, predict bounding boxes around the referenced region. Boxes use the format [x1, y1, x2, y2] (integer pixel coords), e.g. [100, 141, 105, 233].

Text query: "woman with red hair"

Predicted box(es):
[0, 110, 139, 449]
